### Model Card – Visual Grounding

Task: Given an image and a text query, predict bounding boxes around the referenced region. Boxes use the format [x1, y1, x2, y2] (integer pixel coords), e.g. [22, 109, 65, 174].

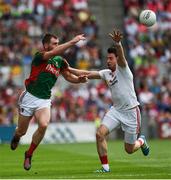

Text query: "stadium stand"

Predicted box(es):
[124, 0, 171, 138]
[0, 0, 171, 139]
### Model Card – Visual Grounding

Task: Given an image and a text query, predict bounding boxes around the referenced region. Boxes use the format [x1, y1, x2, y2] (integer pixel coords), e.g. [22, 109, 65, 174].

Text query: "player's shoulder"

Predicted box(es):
[49, 56, 66, 68]
[51, 55, 63, 62]
[117, 63, 133, 78]
[34, 51, 44, 57]
[117, 63, 130, 72]
[99, 69, 111, 74]
[31, 51, 44, 66]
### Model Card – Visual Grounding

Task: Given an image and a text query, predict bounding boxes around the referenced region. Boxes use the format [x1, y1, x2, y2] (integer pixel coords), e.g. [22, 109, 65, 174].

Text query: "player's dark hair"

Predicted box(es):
[107, 47, 118, 57]
[42, 33, 57, 45]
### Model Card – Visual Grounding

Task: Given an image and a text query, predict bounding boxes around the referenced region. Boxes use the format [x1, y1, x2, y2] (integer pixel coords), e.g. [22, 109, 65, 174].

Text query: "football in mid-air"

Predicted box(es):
[139, 10, 156, 27]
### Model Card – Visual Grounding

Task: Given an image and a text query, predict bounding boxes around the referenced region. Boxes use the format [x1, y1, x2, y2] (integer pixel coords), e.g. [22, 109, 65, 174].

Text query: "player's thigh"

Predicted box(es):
[124, 132, 138, 153]
[34, 107, 51, 127]
[17, 114, 32, 133]
[18, 91, 36, 117]
[124, 131, 138, 145]
[121, 107, 141, 138]
[101, 107, 120, 133]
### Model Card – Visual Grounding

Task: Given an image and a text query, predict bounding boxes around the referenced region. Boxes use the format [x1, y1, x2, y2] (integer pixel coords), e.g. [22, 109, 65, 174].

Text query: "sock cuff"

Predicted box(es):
[27, 142, 38, 156]
[138, 138, 144, 146]
[31, 142, 38, 148]
[102, 164, 110, 171]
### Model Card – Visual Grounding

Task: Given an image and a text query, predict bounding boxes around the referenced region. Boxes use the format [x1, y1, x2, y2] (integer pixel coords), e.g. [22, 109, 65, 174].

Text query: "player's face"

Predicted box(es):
[48, 37, 59, 50]
[107, 53, 117, 71]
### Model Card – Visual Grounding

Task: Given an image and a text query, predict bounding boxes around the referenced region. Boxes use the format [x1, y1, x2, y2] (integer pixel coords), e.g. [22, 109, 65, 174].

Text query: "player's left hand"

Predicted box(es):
[71, 34, 86, 44]
[109, 29, 123, 43]
[78, 75, 88, 83]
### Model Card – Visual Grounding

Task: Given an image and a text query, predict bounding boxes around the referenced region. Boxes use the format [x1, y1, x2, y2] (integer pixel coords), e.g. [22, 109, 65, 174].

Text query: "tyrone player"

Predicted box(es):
[69, 30, 150, 172]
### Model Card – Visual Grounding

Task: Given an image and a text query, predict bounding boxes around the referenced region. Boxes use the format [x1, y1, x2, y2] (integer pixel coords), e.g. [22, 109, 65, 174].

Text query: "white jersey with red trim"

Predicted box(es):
[99, 64, 139, 110]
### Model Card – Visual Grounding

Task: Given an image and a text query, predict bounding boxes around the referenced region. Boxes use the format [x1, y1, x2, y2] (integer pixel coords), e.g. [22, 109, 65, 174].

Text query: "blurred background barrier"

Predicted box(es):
[158, 121, 171, 139]
[0, 124, 16, 143]
[1, 120, 171, 144]
[20, 122, 96, 144]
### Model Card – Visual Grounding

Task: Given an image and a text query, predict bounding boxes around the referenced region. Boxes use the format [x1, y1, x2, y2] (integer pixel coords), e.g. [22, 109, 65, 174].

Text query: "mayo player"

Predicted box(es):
[10, 33, 87, 170]
[69, 29, 150, 172]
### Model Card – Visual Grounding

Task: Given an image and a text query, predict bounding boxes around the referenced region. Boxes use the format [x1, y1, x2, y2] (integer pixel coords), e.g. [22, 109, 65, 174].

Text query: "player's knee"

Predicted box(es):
[96, 130, 105, 142]
[125, 147, 134, 154]
[17, 129, 26, 136]
[38, 122, 49, 132]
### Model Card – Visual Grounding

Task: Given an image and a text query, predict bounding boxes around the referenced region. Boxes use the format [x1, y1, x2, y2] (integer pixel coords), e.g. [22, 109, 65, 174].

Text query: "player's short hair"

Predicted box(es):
[107, 47, 118, 57]
[42, 33, 58, 45]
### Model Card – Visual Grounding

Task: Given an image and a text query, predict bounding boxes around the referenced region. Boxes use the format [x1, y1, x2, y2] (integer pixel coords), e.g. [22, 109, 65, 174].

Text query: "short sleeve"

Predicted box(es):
[99, 69, 111, 80]
[50, 56, 63, 68]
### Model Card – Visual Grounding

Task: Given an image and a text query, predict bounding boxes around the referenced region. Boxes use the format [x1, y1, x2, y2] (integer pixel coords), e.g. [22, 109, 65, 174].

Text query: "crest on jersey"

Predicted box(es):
[109, 76, 118, 86]
[55, 62, 59, 67]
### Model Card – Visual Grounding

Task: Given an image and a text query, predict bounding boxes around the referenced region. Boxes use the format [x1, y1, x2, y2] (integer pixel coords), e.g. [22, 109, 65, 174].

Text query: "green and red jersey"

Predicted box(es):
[25, 52, 66, 99]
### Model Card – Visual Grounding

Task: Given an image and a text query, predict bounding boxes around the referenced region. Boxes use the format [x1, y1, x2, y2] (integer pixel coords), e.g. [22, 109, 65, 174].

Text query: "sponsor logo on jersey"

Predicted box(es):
[45, 64, 60, 77]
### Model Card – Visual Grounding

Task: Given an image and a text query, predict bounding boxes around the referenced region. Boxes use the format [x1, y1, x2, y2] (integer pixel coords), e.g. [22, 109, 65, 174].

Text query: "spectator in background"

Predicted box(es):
[0, 0, 102, 126]
[124, 0, 171, 138]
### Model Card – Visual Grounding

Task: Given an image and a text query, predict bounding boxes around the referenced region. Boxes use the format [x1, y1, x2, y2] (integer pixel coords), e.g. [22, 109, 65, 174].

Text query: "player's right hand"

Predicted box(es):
[78, 75, 88, 83]
[109, 29, 123, 43]
[71, 34, 86, 44]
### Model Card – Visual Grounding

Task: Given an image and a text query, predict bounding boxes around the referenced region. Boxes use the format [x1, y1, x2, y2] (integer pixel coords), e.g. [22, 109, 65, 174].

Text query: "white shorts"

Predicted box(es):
[102, 106, 141, 144]
[18, 91, 51, 117]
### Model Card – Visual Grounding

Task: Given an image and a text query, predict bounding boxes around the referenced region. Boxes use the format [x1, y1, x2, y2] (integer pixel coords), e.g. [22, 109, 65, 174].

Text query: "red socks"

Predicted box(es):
[100, 155, 108, 164]
[26, 142, 38, 156]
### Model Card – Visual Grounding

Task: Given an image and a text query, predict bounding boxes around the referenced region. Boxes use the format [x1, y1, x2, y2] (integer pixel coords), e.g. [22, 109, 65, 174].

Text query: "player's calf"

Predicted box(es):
[124, 143, 135, 154]
[125, 147, 134, 154]
[10, 136, 20, 150]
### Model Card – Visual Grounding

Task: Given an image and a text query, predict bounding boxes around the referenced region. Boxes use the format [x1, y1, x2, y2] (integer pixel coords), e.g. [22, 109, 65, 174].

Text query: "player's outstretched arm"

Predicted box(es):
[43, 34, 86, 60]
[68, 67, 101, 79]
[109, 29, 127, 67]
[61, 69, 88, 83]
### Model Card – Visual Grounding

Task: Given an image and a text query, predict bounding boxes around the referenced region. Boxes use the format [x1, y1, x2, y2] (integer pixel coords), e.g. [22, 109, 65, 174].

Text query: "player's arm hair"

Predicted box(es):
[61, 69, 85, 83]
[68, 67, 101, 79]
[43, 41, 75, 61]
[60, 59, 80, 83]
[115, 42, 127, 67]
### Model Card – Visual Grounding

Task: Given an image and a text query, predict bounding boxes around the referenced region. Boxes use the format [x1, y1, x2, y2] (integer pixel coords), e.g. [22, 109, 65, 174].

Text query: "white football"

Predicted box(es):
[139, 10, 156, 27]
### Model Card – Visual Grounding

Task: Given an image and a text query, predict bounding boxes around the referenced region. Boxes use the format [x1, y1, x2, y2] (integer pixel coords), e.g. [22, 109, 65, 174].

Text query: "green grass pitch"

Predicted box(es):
[0, 140, 171, 179]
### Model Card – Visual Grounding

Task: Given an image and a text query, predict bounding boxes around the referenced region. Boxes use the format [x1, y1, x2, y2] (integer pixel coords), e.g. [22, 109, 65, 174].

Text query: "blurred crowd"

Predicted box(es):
[0, 0, 103, 124]
[0, 0, 171, 138]
[124, 0, 171, 137]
